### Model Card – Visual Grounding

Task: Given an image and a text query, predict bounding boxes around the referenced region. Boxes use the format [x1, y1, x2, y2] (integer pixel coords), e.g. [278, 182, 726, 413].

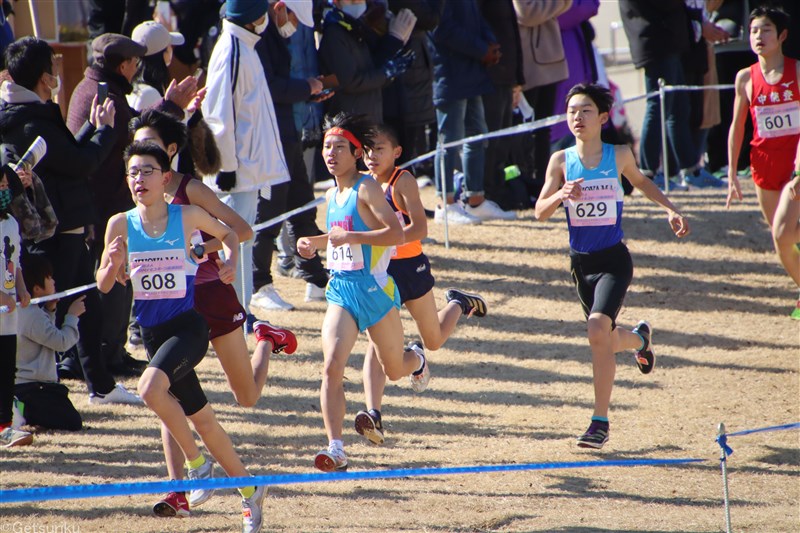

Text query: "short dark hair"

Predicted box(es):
[4, 37, 54, 91]
[124, 140, 171, 172]
[129, 109, 188, 161]
[21, 252, 53, 294]
[322, 112, 377, 153]
[565, 83, 615, 114]
[749, 6, 790, 36]
[373, 123, 400, 148]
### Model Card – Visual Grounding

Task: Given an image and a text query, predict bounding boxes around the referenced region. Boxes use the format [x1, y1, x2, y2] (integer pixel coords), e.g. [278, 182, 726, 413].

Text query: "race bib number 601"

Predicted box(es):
[130, 249, 187, 300]
[755, 101, 800, 138]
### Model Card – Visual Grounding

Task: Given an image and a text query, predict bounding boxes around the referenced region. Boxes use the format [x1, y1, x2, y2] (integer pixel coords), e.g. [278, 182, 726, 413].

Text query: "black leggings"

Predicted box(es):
[0, 335, 16, 426]
[140, 309, 209, 416]
[570, 242, 634, 330]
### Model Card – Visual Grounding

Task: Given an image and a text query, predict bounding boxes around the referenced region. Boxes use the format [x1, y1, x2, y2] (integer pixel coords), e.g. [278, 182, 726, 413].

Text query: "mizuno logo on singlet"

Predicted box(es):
[164, 238, 180, 245]
[599, 169, 613, 176]
[781, 81, 795, 88]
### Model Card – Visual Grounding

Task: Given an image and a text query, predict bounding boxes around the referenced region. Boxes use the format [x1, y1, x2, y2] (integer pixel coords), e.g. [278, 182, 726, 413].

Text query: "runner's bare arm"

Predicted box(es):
[185, 205, 239, 269]
[535, 150, 575, 222]
[96, 213, 128, 293]
[340, 176, 402, 247]
[395, 170, 428, 243]
[618, 146, 690, 238]
[187, 179, 254, 253]
[727, 68, 751, 207]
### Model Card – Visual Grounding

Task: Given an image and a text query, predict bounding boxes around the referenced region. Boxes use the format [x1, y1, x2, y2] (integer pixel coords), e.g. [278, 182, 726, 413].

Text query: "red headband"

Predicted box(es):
[324, 127, 362, 150]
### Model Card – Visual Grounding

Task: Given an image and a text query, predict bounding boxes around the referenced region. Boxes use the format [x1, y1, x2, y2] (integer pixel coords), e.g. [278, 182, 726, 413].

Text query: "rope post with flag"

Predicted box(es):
[716, 422, 733, 533]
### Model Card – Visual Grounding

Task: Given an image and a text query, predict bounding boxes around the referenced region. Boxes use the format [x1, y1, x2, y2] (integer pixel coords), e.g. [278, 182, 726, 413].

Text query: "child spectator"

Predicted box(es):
[0, 163, 32, 447]
[15, 253, 84, 431]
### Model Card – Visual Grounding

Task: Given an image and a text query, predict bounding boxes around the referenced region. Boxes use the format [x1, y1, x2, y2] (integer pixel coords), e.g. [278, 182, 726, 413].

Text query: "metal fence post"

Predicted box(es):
[718, 422, 733, 533]
[437, 136, 450, 249]
[658, 78, 670, 194]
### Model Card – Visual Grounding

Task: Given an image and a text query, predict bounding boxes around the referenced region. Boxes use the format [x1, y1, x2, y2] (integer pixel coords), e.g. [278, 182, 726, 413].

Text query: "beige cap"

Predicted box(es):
[131, 21, 186, 56]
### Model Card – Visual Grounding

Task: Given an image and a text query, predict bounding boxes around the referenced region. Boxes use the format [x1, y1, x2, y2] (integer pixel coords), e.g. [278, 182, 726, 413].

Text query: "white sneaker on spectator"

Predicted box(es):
[305, 282, 326, 302]
[88, 383, 144, 405]
[464, 199, 517, 221]
[434, 203, 481, 225]
[251, 283, 294, 311]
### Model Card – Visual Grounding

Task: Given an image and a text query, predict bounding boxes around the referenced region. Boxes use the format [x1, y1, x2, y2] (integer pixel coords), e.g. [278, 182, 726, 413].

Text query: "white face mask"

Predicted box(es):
[341, 4, 367, 19]
[254, 17, 269, 34]
[278, 20, 297, 38]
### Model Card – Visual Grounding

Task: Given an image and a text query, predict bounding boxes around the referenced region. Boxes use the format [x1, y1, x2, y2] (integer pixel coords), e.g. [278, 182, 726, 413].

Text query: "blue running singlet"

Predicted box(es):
[127, 204, 198, 328]
[564, 143, 624, 253]
[326, 175, 394, 284]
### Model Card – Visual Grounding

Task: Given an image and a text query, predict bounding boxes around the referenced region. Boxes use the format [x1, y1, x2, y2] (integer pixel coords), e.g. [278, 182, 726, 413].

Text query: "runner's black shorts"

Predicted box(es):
[569, 241, 633, 330]
[141, 309, 209, 416]
[387, 253, 436, 304]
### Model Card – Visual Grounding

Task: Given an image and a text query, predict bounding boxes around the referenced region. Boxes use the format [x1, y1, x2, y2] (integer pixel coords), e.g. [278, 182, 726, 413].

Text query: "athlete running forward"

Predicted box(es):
[298, 113, 429, 472]
[354, 123, 487, 445]
[535, 83, 689, 449]
[97, 141, 267, 532]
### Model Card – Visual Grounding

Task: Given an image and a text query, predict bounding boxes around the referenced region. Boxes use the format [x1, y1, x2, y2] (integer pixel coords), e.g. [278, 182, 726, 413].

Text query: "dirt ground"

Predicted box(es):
[1, 180, 798, 532]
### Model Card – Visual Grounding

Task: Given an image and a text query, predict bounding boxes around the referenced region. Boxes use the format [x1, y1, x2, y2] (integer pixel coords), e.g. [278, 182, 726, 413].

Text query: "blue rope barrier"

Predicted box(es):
[0, 458, 702, 504]
[715, 422, 799, 457]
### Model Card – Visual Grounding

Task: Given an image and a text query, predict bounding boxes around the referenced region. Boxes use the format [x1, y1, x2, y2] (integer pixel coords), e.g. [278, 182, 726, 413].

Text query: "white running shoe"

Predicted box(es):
[187, 460, 215, 508]
[408, 343, 430, 393]
[464, 199, 517, 221]
[0, 426, 33, 447]
[88, 383, 144, 405]
[314, 444, 348, 472]
[434, 203, 481, 225]
[241, 485, 267, 533]
[305, 282, 326, 302]
[250, 283, 295, 311]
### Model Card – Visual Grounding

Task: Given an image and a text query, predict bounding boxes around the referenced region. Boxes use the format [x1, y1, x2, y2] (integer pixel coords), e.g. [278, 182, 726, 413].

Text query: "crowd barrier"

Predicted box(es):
[0, 81, 737, 310]
[0, 420, 796, 533]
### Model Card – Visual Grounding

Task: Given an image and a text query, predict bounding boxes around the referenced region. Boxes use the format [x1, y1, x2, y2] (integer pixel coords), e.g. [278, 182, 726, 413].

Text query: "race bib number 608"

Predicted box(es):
[130, 249, 187, 300]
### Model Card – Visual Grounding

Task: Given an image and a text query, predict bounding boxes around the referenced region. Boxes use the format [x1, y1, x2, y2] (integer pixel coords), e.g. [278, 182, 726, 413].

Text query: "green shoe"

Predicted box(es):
[791, 301, 800, 321]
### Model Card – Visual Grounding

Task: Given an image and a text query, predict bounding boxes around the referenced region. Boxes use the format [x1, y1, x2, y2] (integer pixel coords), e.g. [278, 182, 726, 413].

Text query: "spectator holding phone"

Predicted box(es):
[0, 37, 141, 405]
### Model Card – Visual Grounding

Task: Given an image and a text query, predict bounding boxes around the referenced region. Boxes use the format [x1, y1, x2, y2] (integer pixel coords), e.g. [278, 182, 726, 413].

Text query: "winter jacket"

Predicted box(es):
[289, 24, 323, 141]
[430, 0, 496, 106]
[478, 0, 525, 87]
[384, 0, 444, 126]
[513, 0, 572, 91]
[16, 305, 79, 385]
[202, 20, 290, 194]
[318, 9, 403, 123]
[66, 66, 181, 224]
[618, 0, 690, 69]
[552, 0, 600, 142]
[0, 81, 115, 232]
[256, 19, 311, 143]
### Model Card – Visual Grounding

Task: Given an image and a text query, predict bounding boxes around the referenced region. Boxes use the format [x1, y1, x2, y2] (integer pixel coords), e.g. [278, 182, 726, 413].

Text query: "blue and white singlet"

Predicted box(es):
[126, 204, 198, 328]
[564, 143, 625, 253]
[326, 175, 394, 286]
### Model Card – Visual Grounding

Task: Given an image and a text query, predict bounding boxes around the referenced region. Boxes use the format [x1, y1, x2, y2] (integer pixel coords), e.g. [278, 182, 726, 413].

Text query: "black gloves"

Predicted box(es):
[216, 170, 236, 191]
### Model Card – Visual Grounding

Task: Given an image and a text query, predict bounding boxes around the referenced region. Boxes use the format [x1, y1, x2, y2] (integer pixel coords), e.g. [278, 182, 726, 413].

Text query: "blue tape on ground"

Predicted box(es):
[0, 458, 703, 504]
[726, 422, 800, 438]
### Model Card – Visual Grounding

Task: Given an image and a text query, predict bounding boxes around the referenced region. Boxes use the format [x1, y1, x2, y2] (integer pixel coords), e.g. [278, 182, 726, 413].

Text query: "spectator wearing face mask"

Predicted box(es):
[318, 0, 418, 124]
[201, 0, 291, 327]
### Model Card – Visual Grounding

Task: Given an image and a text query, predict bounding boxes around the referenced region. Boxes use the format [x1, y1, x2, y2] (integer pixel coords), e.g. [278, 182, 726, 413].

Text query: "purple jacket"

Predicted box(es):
[551, 0, 599, 143]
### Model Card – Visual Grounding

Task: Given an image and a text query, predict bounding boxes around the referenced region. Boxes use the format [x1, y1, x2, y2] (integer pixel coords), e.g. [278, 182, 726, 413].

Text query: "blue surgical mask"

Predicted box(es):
[341, 3, 367, 19]
[0, 188, 12, 212]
